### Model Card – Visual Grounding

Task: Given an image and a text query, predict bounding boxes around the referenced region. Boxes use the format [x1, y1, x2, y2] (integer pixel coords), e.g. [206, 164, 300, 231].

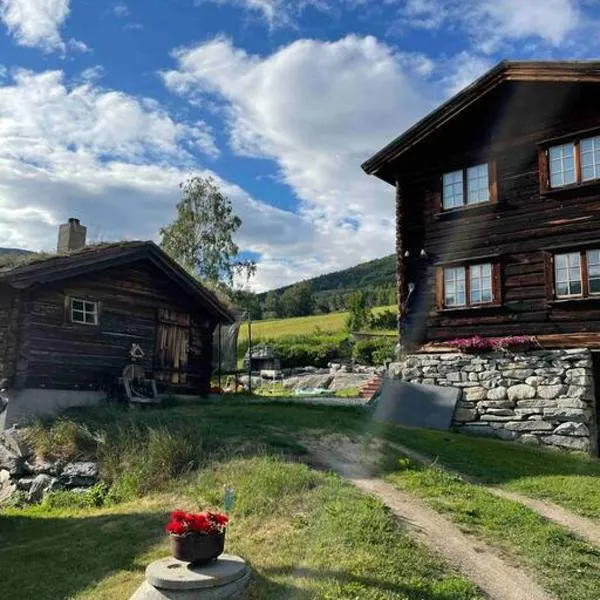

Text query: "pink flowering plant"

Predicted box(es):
[447, 335, 537, 354]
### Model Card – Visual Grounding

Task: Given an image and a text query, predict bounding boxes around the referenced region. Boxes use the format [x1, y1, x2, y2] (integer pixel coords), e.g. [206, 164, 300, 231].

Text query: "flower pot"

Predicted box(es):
[170, 531, 226, 565]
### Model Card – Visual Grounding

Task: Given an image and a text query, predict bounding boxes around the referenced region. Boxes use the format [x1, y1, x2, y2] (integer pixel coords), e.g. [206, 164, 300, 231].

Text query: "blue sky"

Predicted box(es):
[0, 0, 598, 290]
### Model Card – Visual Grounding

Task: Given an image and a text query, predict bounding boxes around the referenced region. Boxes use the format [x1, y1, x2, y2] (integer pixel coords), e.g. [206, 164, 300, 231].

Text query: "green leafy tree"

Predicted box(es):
[265, 290, 284, 318]
[159, 176, 255, 288]
[232, 290, 263, 321]
[346, 291, 370, 332]
[281, 282, 314, 317]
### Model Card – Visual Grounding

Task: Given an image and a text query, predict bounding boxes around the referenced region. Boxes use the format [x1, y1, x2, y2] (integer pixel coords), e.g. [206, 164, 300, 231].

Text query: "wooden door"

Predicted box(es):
[155, 308, 190, 384]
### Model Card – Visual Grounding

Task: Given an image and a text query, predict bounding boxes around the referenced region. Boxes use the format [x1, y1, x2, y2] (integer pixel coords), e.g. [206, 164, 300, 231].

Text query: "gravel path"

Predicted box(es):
[387, 440, 600, 548]
[306, 437, 555, 600]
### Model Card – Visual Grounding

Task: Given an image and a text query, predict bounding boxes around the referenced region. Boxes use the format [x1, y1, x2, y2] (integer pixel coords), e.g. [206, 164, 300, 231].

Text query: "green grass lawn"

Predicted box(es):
[238, 305, 397, 342]
[376, 425, 600, 519]
[384, 457, 600, 600]
[0, 402, 480, 600]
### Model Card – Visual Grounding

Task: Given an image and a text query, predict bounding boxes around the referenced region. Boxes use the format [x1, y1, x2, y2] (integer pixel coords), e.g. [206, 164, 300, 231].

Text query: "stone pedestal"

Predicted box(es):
[130, 554, 250, 600]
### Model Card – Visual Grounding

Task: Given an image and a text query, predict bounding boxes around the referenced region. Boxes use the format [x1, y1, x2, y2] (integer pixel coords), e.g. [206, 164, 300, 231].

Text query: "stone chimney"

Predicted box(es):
[57, 218, 87, 254]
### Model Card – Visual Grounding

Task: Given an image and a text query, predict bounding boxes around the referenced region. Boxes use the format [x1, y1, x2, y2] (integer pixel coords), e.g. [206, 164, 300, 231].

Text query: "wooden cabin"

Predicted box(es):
[0, 219, 234, 426]
[362, 61, 600, 350]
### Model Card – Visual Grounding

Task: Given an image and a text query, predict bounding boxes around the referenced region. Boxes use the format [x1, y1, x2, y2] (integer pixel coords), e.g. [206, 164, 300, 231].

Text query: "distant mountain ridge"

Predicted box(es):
[0, 247, 31, 255]
[260, 254, 396, 298]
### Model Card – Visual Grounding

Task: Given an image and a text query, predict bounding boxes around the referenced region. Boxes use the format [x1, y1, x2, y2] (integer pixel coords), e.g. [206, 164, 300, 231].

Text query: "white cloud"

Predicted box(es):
[0, 67, 321, 291]
[0, 0, 71, 52]
[163, 35, 434, 289]
[396, 0, 583, 52]
[113, 3, 130, 18]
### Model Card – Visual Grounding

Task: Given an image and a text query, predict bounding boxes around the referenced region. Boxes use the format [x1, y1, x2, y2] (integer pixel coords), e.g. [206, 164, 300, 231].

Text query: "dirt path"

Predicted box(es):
[386, 439, 600, 548]
[306, 438, 555, 600]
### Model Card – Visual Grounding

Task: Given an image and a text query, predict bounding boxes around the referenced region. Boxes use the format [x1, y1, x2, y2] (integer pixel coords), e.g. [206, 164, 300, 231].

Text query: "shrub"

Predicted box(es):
[42, 483, 108, 509]
[27, 418, 99, 461]
[369, 309, 397, 331]
[352, 337, 396, 366]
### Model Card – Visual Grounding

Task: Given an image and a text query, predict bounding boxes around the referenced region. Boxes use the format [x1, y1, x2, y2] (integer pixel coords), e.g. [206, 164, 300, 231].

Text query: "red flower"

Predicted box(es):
[171, 510, 187, 522]
[165, 520, 187, 535]
[209, 512, 229, 526]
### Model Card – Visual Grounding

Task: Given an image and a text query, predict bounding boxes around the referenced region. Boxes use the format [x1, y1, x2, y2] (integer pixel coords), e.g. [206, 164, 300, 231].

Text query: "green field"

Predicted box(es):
[239, 305, 397, 342]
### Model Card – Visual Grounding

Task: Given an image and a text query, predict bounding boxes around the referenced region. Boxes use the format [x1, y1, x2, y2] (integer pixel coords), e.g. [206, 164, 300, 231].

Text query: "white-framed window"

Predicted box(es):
[71, 298, 99, 325]
[549, 143, 576, 188]
[554, 252, 582, 298]
[587, 250, 600, 294]
[444, 266, 466, 307]
[470, 263, 493, 304]
[442, 170, 464, 209]
[581, 136, 600, 182]
[467, 164, 489, 205]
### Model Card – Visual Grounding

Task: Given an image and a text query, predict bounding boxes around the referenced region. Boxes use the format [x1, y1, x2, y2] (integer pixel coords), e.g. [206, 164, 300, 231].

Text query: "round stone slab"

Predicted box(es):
[146, 554, 247, 591]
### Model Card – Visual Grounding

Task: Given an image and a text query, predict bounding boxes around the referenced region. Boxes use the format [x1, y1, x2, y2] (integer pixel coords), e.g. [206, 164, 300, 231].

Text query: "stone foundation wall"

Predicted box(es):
[389, 349, 597, 452]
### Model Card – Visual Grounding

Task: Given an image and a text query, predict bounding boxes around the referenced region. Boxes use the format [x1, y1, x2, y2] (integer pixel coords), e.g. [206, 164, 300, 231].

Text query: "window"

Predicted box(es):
[549, 143, 576, 188]
[443, 170, 464, 209]
[444, 266, 466, 307]
[470, 263, 493, 304]
[438, 262, 498, 309]
[545, 134, 600, 189]
[552, 250, 600, 298]
[554, 252, 582, 298]
[71, 298, 98, 325]
[442, 162, 495, 210]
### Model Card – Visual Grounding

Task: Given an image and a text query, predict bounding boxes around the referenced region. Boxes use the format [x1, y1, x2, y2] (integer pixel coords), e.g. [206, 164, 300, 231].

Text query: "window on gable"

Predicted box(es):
[71, 298, 99, 325]
[544, 134, 600, 190]
[442, 163, 494, 210]
[552, 250, 600, 299]
[438, 262, 499, 309]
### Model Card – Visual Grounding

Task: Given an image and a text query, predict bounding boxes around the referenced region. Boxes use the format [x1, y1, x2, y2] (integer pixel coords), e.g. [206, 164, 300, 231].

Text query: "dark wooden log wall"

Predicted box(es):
[0, 285, 19, 383]
[396, 82, 600, 345]
[15, 261, 216, 393]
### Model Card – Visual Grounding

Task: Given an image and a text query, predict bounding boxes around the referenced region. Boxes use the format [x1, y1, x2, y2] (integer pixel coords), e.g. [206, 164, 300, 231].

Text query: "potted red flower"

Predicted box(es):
[165, 510, 229, 565]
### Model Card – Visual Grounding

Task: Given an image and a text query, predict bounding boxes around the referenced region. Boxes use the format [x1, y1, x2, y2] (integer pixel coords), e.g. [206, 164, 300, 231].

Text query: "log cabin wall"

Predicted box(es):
[395, 81, 600, 345]
[15, 260, 216, 393]
[0, 285, 20, 383]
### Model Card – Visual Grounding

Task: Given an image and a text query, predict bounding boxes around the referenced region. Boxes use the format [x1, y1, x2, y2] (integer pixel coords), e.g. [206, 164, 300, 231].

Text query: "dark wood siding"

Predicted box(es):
[0, 285, 20, 383]
[18, 261, 216, 393]
[396, 82, 600, 345]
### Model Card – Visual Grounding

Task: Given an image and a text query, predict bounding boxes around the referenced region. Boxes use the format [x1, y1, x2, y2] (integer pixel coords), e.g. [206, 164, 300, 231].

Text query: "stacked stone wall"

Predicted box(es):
[389, 349, 596, 452]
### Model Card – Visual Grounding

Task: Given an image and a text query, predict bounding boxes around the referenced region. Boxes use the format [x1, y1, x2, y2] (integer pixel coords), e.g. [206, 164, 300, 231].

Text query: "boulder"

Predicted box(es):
[553, 422, 590, 437]
[536, 385, 566, 400]
[543, 408, 591, 423]
[464, 387, 487, 402]
[501, 369, 534, 380]
[542, 435, 590, 452]
[507, 384, 536, 402]
[28, 474, 57, 503]
[61, 462, 99, 487]
[328, 373, 370, 392]
[291, 374, 334, 391]
[518, 434, 541, 446]
[453, 408, 477, 422]
[0, 469, 15, 505]
[504, 421, 554, 432]
[0, 428, 30, 476]
[486, 386, 507, 401]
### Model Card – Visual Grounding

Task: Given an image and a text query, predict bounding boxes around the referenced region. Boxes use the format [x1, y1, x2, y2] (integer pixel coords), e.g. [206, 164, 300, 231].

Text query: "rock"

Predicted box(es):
[556, 399, 589, 409]
[504, 421, 554, 432]
[446, 372, 461, 383]
[518, 434, 541, 446]
[62, 462, 99, 479]
[458, 424, 496, 437]
[27, 460, 63, 476]
[507, 384, 536, 402]
[514, 408, 543, 417]
[15, 477, 36, 491]
[565, 386, 591, 399]
[515, 399, 554, 409]
[387, 363, 403, 379]
[453, 408, 477, 422]
[0, 469, 15, 505]
[485, 409, 515, 416]
[543, 408, 590, 423]
[465, 387, 487, 401]
[291, 374, 333, 391]
[542, 435, 590, 451]
[328, 373, 369, 392]
[479, 400, 514, 409]
[525, 376, 544, 387]
[478, 371, 498, 381]
[260, 369, 282, 379]
[501, 369, 534, 380]
[553, 422, 590, 437]
[486, 386, 507, 401]
[28, 474, 57, 503]
[479, 415, 518, 422]
[495, 429, 518, 441]
[536, 385, 566, 400]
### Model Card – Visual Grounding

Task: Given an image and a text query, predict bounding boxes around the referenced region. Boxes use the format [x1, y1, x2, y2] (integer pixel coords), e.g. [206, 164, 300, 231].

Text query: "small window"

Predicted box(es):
[467, 164, 489, 205]
[442, 162, 494, 210]
[554, 252, 582, 298]
[71, 298, 98, 325]
[444, 266, 466, 307]
[549, 143, 576, 188]
[443, 170, 464, 209]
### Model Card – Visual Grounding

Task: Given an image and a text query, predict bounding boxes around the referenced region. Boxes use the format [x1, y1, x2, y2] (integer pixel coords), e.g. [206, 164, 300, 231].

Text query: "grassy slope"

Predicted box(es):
[0, 403, 480, 600]
[377, 425, 600, 519]
[239, 305, 397, 342]
[384, 459, 600, 600]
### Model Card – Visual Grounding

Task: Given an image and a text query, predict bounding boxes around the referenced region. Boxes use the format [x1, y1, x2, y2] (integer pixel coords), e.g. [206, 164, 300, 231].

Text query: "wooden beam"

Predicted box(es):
[396, 177, 405, 344]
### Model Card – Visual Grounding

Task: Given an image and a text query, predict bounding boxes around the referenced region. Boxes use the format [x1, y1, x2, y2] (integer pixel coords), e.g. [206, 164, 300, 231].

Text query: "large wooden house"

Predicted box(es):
[363, 61, 600, 350]
[0, 219, 234, 427]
